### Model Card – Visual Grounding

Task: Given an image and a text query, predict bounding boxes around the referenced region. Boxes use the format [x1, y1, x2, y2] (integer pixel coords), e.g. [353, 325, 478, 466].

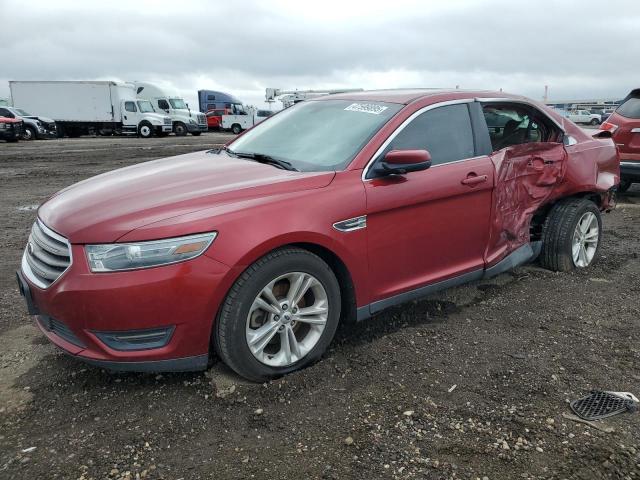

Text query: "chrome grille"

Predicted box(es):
[22, 220, 71, 288]
[197, 113, 206, 124]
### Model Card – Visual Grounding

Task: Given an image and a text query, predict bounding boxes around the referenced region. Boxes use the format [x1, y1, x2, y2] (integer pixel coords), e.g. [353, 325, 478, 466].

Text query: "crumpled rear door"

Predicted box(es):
[485, 142, 568, 264]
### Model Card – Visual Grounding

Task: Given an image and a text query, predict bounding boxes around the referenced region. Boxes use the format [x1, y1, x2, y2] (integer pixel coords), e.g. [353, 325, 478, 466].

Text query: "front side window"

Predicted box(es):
[124, 101, 137, 113]
[229, 99, 402, 172]
[137, 101, 155, 113]
[0, 108, 12, 117]
[373, 103, 475, 170]
[482, 104, 553, 151]
[169, 98, 187, 109]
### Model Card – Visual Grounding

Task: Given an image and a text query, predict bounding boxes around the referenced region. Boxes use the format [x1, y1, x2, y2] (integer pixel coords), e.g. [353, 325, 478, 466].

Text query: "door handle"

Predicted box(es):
[461, 174, 488, 186]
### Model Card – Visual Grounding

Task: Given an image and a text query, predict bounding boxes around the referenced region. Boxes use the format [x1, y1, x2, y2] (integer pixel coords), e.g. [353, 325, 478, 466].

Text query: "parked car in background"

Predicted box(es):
[566, 110, 601, 125]
[0, 106, 57, 140]
[206, 108, 231, 130]
[599, 109, 615, 124]
[601, 88, 640, 192]
[0, 116, 23, 142]
[17, 89, 618, 381]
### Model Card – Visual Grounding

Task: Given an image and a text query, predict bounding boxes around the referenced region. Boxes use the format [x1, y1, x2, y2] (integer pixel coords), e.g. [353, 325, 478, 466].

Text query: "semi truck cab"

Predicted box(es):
[134, 82, 207, 136]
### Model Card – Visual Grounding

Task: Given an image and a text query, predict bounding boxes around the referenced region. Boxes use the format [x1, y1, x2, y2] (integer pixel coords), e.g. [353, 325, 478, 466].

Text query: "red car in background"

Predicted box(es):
[17, 89, 618, 381]
[206, 108, 232, 130]
[601, 88, 640, 192]
[0, 116, 23, 142]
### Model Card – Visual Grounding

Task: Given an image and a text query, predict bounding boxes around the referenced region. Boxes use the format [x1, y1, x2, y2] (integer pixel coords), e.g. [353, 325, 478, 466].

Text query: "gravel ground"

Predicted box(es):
[0, 135, 639, 480]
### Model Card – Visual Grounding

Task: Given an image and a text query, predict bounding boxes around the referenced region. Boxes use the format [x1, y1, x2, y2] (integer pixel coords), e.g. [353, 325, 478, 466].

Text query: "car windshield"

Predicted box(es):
[228, 100, 401, 172]
[14, 108, 31, 116]
[169, 98, 187, 109]
[137, 101, 155, 113]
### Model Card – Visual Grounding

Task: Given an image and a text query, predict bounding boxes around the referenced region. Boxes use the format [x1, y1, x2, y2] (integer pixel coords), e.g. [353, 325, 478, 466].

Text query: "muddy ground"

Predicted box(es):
[0, 135, 639, 480]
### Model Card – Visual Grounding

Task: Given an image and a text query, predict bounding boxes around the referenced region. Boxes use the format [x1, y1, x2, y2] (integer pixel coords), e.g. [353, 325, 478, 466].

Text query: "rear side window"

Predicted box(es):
[379, 104, 475, 166]
[617, 91, 640, 119]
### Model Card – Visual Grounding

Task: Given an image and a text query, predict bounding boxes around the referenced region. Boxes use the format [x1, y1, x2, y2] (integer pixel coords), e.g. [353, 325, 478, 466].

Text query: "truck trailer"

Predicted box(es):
[9, 81, 173, 138]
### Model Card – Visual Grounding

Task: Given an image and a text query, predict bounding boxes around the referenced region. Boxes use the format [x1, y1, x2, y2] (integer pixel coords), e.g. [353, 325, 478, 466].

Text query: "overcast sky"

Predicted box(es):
[1, 0, 639, 109]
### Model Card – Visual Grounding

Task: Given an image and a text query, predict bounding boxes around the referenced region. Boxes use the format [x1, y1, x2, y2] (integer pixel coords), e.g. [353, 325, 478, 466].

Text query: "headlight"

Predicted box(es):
[85, 232, 217, 272]
[189, 119, 197, 124]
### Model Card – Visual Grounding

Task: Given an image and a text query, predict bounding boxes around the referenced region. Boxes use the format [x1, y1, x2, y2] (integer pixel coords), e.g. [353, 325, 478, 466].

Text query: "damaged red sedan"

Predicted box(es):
[17, 89, 619, 381]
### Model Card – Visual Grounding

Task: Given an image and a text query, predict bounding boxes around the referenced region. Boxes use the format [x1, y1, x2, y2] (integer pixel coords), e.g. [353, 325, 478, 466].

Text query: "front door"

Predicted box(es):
[364, 103, 494, 304]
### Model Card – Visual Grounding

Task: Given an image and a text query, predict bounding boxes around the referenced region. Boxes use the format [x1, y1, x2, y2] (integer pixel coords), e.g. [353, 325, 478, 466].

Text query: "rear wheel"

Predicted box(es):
[214, 248, 341, 382]
[174, 122, 187, 136]
[540, 198, 602, 272]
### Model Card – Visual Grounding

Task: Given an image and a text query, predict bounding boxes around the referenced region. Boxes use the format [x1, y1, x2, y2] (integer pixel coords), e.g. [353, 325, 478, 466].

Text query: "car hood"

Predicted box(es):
[24, 115, 55, 123]
[38, 151, 335, 243]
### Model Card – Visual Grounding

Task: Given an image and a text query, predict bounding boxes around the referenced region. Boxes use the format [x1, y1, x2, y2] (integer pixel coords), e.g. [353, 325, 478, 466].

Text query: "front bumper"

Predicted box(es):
[187, 123, 208, 133]
[620, 161, 640, 182]
[17, 245, 233, 372]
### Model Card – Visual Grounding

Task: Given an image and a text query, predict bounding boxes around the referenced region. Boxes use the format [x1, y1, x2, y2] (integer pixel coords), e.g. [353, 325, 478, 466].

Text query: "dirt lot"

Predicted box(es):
[1, 135, 639, 480]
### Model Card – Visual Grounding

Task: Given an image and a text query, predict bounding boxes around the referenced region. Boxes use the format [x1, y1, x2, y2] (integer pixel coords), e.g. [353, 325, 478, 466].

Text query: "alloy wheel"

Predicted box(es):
[571, 211, 599, 267]
[245, 272, 329, 367]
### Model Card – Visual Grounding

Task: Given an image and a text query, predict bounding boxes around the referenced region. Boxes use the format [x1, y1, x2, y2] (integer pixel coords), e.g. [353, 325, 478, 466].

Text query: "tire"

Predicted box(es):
[618, 179, 632, 193]
[214, 247, 341, 382]
[138, 121, 154, 139]
[539, 198, 602, 272]
[231, 124, 242, 135]
[590, 118, 600, 126]
[191, 131, 202, 136]
[174, 122, 187, 136]
[22, 126, 36, 141]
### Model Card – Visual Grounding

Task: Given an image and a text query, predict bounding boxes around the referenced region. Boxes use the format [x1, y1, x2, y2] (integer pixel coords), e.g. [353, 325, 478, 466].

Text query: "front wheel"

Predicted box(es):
[590, 118, 600, 126]
[214, 248, 341, 382]
[231, 124, 242, 134]
[22, 126, 36, 140]
[540, 198, 602, 272]
[174, 122, 187, 136]
[138, 121, 153, 138]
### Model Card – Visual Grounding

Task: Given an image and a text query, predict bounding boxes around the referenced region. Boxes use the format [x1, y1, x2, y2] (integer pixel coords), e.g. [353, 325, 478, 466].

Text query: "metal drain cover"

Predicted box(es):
[570, 391, 639, 421]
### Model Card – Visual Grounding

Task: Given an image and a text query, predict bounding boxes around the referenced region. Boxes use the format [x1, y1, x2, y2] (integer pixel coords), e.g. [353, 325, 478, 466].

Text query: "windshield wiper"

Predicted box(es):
[233, 151, 299, 171]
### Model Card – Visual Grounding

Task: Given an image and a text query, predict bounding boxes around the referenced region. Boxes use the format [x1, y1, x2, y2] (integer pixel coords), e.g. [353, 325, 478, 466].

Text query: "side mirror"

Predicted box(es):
[374, 149, 432, 176]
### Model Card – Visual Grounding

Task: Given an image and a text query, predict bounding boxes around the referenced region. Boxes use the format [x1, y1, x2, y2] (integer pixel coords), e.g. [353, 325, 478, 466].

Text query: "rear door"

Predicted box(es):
[364, 102, 495, 303]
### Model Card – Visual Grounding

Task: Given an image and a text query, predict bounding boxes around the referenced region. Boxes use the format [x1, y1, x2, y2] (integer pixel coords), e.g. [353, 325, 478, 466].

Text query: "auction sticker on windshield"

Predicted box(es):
[344, 103, 389, 115]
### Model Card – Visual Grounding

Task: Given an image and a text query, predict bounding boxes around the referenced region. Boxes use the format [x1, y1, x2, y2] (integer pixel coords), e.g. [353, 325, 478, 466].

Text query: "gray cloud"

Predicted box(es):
[1, 0, 639, 108]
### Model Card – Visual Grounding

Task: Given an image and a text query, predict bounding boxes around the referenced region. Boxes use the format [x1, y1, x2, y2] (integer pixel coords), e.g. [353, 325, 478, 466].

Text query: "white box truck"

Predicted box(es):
[133, 82, 207, 136]
[9, 81, 173, 138]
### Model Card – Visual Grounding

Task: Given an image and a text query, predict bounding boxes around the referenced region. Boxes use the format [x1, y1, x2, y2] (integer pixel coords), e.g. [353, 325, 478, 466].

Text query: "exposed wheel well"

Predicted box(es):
[290, 243, 357, 325]
[530, 193, 603, 241]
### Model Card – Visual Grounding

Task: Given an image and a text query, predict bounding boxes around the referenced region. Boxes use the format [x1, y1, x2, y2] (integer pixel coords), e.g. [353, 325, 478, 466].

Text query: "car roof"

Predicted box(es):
[314, 88, 526, 105]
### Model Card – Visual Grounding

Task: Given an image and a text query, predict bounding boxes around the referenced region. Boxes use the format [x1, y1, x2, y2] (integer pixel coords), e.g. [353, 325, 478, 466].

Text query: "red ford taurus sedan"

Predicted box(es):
[17, 89, 619, 381]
